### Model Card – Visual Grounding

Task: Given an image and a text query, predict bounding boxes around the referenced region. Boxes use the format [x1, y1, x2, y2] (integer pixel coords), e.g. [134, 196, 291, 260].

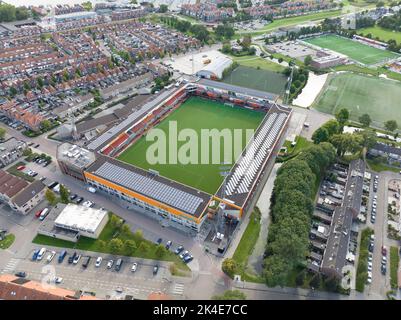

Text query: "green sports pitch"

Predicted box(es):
[303, 34, 398, 65]
[117, 96, 265, 194]
[222, 65, 288, 95]
[313, 72, 401, 128]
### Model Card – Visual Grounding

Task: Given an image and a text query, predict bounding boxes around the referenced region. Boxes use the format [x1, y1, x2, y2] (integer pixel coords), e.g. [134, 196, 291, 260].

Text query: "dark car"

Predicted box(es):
[368, 243, 374, 253]
[82, 256, 91, 268]
[115, 258, 123, 271]
[34, 143, 40, 148]
[156, 238, 162, 245]
[75, 197, 84, 204]
[381, 264, 387, 275]
[183, 255, 193, 263]
[174, 245, 184, 255]
[69, 194, 77, 201]
[68, 252, 77, 264]
[15, 271, 26, 278]
[153, 265, 159, 275]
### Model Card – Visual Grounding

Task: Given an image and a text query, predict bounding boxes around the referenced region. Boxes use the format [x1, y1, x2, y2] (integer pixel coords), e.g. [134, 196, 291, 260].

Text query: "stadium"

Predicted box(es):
[57, 80, 292, 235]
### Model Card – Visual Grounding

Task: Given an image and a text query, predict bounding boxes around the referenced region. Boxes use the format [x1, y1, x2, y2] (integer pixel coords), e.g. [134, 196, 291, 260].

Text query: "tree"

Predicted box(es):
[40, 120, 52, 132]
[222, 258, 238, 277]
[138, 241, 150, 254]
[212, 290, 246, 300]
[0, 127, 5, 140]
[22, 148, 32, 157]
[263, 255, 291, 287]
[359, 114, 371, 127]
[241, 35, 252, 49]
[304, 55, 312, 66]
[155, 244, 167, 258]
[335, 108, 350, 127]
[133, 229, 144, 241]
[322, 119, 340, 136]
[309, 273, 321, 289]
[97, 240, 107, 251]
[357, 130, 377, 150]
[45, 189, 58, 206]
[123, 239, 137, 255]
[121, 224, 131, 237]
[384, 120, 398, 132]
[59, 184, 70, 204]
[109, 238, 124, 254]
[110, 215, 122, 229]
[330, 133, 363, 156]
[159, 4, 168, 13]
[295, 270, 306, 286]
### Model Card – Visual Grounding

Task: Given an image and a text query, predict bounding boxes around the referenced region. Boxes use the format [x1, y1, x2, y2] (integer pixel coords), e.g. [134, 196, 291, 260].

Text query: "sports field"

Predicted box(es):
[304, 34, 398, 65]
[222, 65, 288, 95]
[118, 96, 265, 194]
[313, 73, 401, 128]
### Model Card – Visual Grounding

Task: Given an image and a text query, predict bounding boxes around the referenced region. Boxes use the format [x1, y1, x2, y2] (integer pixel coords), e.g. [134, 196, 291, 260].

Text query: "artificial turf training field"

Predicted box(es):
[313, 73, 401, 128]
[303, 34, 398, 65]
[118, 96, 265, 194]
[222, 65, 288, 95]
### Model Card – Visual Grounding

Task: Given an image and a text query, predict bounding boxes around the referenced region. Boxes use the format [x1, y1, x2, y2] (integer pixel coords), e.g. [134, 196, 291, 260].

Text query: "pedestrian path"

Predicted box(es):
[171, 283, 185, 296]
[1, 258, 19, 274]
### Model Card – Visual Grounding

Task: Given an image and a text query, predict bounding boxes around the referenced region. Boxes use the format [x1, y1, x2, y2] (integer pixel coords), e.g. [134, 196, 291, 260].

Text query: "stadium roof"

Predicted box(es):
[87, 87, 179, 151]
[198, 79, 279, 102]
[86, 157, 211, 218]
[216, 104, 290, 207]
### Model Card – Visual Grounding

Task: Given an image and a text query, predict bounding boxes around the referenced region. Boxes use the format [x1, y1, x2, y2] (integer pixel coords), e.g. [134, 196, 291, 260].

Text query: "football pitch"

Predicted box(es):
[313, 73, 401, 128]
[303, 34, 398, 65]
[222, 65, 288, 95]
[117, 96, 265, 194]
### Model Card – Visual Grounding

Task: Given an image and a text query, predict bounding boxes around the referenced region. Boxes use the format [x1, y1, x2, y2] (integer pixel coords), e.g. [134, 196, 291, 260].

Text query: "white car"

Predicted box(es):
[107, 260, 114, 269]
[95, 257, 102, 268]
[82, 200, 94, 208]
[46, 251, 56, 263]
[131, 263, 138, 272]
[55, 277, 63, 284]
[73, 254, 81, 264]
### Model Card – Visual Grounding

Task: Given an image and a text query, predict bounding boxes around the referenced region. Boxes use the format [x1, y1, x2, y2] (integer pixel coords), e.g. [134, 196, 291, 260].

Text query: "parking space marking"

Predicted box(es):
[1, 258, 20, 274]
[171, 283, 185, 295]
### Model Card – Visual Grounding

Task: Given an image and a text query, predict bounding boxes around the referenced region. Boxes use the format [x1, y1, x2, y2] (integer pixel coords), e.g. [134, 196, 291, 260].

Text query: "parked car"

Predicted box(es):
[15, 271, 26, 278]
[55, 277, 63, 284]
[69, 194, 77, 201]
[95, 257, 102, 268]
[72, 254, 81, 264]
[75, 197, 84, 204]
[175, 246, 184, 255]
[34, 144, 40, 148]
[165, 241, 172, 250]
[35, 209, 43, 218]
[58, 250, 67, 263]
[153, 265, 159, 275]
[107, 260, 114, 269]
[156, 238, 162, 245]
[32, 249, 40, 261]
[115, 258, 123, 271]
[183, 254, 193, 263]
[381, 246, 387, 256]
[368, 243, 374, 253]
[82, 256, 91, 268]
[46, 251, 56, 263]
[179, 250, 189, 259]
[16, 165, 25, 171]
[131, 263, 138, 272]
[68, 252, 77, 264]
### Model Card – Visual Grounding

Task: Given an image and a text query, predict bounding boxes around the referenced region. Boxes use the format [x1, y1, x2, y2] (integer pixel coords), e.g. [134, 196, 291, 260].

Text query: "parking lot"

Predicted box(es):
[5, 246, 189, 299]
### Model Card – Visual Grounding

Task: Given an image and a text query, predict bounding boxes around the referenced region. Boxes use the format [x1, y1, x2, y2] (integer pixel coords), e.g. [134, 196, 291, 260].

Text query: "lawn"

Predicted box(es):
[222, 65, 288, 95]
[390, 246, 399, 289]
[358, 26, 401, 44]
[303, 34, 398, 65]
[231, 208, 264, 283]
[313, 73, 401, 129]
[230, 55, 286, 73]
[367, 159, 401, 173]
[355, 228, 374, 292]
[117, 96, 265, 194]
[33, 213, 189, 271]
[277, 136, 313, 162]
[0, 234, 15, 249]
[237, 10, 342, 37]
[6, 161, 34, 182]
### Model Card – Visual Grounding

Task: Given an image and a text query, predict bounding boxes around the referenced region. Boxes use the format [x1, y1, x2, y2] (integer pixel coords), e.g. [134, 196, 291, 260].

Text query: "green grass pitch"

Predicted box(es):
[303, 34, 398, 65]
[222, 65, 288, 95]
[117, 96, 265, 194]
[313, 73, 401, 128]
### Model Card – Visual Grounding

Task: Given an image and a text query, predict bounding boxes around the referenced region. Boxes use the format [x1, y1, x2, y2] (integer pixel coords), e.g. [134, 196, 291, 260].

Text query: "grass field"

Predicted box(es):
[118, 97, 265, 194]
[304, 34, 398, 65]
[230, 55, 286, 73]
[236, 10, 342, 37]
[313, 73, 401, 128]
[222, 65, 288, 95]
[358, 26, 401, 44]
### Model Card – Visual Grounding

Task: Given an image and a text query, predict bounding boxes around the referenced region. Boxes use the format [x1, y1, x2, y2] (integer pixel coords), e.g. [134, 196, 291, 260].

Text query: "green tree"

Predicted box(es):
[40, 120, 52, 132]
[155, 244, 167, 258]
[304, 55, 312, 66]
[159, 4, 168, 13]
[384, 120, 398, 132]
[295, 270, 306, 286]
[335, 108, 350, 127]
[109, 238, 124, 254]
[322, 119, 340, 136]
[133, 229, 144, 242]
[357, 130, 377, 150]
[263, 255, 291, 287]
[97, 240, 107, 251]
[138, 241, 150, 254]
[123, 239, 137, 256]
[312, 127, 330, 144]
[359, 114, 371, 127]
[110, 215, 122, 229]
[212, 290, 246, 300]
[222, 258, 238, 277]
[310, 273, 321, 289]
[59, 184, 70, 204]
[45, 189, 58, 206]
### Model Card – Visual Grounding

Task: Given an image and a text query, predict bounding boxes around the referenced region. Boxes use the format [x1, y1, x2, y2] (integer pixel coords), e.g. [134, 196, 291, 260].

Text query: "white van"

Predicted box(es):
[39, 208, 49, 221]
[87, 186, 96, 193]
[37, 248, 47, 261]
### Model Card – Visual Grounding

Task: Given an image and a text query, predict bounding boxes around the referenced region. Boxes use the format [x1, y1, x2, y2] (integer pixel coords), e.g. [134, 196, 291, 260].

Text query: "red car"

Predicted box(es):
[35, 209, 43, 218]
[382, 246, 387, 256]
[17, 165, 25, 171]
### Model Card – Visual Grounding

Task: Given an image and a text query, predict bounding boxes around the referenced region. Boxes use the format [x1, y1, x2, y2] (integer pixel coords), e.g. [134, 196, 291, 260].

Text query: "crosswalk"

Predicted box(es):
[171, 283, 185, 296]
[1, 258, 19, 274]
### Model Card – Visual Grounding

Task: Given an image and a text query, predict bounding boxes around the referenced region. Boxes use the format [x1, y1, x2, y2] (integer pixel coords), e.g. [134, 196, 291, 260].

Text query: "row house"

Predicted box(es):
[180, 3, 234, 22]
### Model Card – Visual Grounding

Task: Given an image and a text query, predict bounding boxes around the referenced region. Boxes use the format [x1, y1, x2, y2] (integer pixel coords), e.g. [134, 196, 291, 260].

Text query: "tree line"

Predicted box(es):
[0, 3, 29, 23]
